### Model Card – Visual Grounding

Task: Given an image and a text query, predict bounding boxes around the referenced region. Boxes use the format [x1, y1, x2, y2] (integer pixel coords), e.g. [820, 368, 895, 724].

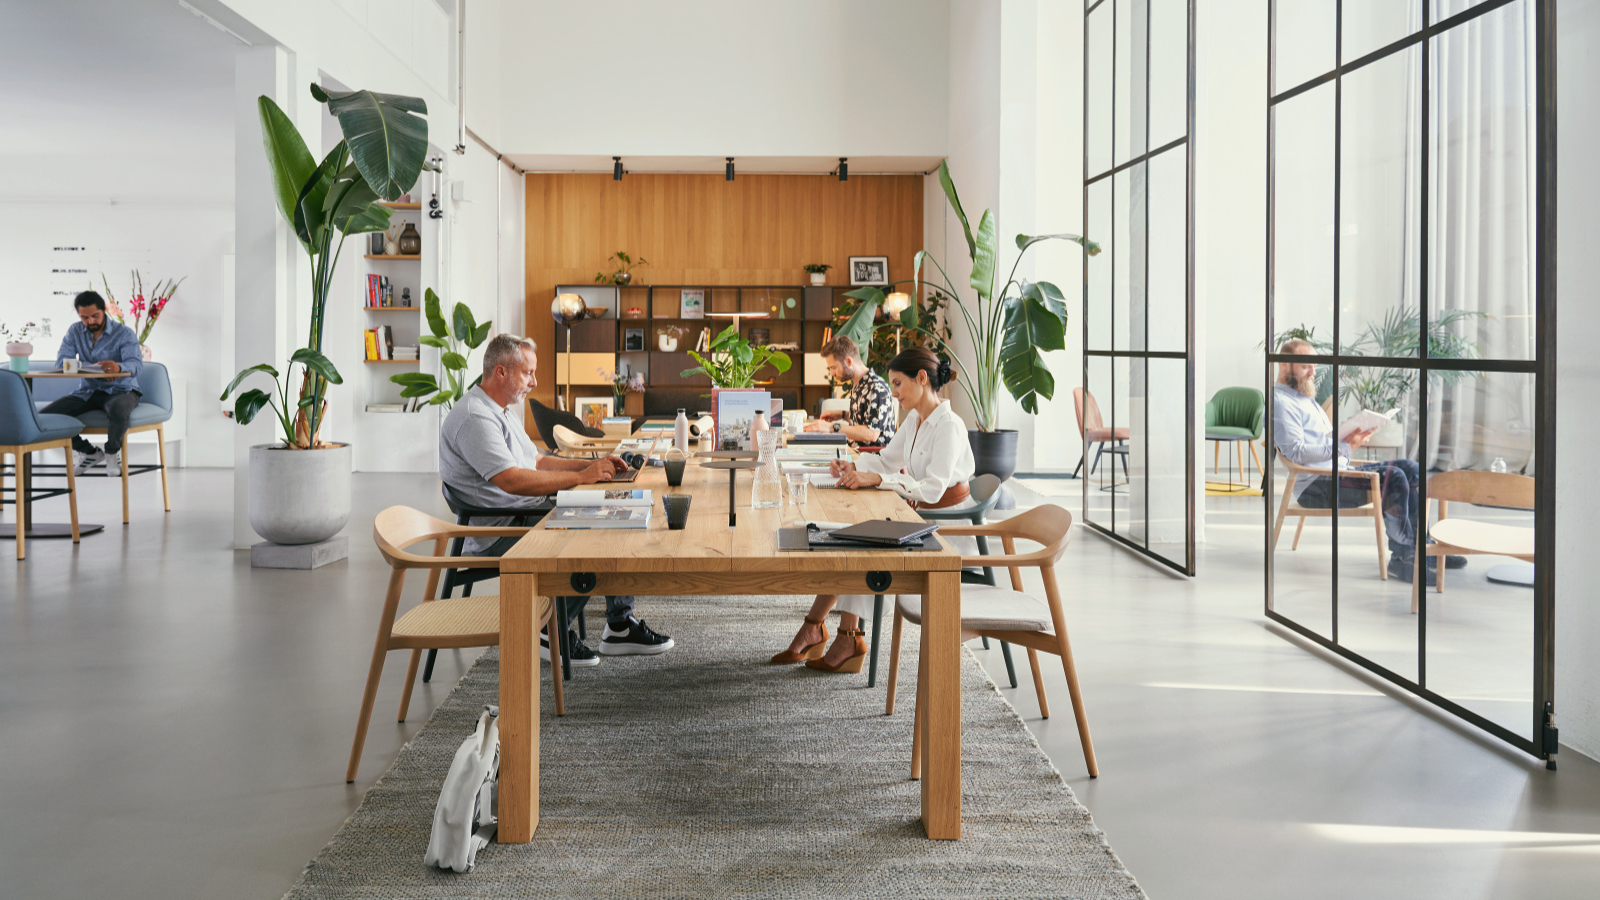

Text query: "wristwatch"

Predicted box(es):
[832, 420, 844, 433]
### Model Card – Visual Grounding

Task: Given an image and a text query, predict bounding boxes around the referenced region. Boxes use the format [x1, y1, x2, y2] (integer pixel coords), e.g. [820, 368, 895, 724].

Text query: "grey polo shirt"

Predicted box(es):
[439, 386, 552, 552]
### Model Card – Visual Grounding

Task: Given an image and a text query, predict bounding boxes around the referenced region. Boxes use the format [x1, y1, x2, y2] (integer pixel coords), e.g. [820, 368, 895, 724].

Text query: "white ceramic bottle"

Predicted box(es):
[674, 408, 689, 455]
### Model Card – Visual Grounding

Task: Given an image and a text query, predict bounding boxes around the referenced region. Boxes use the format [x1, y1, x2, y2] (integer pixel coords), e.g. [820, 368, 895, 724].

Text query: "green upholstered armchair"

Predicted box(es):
[1204, 387, 1265, 476]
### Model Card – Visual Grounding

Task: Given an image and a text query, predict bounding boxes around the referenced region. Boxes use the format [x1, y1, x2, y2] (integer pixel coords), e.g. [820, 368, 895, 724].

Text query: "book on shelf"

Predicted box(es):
[364, 329, 379, 361]
[543, 506, 652, 530]
[365, 403, 407, 413]
[555, 489, 653, 507]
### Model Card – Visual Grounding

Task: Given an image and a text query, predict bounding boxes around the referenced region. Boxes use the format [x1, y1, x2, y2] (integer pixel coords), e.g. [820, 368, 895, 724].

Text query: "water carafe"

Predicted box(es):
[751, 429, 782, 509]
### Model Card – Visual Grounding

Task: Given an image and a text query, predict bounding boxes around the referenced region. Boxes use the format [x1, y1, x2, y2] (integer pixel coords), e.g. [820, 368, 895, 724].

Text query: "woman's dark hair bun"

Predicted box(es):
[935, 358, 953, 388]
[887, 346, 954, 391]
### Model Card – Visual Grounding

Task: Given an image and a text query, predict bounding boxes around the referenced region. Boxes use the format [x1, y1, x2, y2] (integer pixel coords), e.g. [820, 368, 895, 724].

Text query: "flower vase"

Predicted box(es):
[6, 342, 31, 373]
[140, 344, 153, 361]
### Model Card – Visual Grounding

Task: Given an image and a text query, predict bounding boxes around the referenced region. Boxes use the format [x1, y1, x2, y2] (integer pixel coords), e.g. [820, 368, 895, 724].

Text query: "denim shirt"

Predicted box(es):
[1272, 383, 1351, 501]
[55, 319, 143, 398]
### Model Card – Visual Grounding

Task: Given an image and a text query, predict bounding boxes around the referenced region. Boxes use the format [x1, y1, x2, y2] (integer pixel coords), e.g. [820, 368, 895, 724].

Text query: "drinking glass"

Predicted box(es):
[786, 470, 809, 510]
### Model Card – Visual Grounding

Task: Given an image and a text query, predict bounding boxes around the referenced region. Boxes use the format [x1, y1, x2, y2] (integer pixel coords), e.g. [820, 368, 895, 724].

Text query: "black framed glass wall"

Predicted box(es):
[1082, 0, 1195, 575]
[1265, 0, 1557, 763]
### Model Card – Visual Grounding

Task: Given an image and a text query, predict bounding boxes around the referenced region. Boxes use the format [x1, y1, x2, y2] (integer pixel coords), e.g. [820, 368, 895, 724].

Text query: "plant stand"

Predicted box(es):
[251, 535, 349, 569]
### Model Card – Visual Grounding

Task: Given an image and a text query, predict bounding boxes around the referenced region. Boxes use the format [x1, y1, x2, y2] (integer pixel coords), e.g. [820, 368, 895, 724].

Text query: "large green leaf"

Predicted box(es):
[289, 347, 343, 384]
[469, 321, 492, 349]
[424, 288, 448, 339]
[1015, 232, 1102, 257]
[312, 84, 429, 201]
[257, 97, 317, 251]
[233, 388, 274, 425]
[999, 291, 1068, 414]
[220, 363, 279, 401]
[970, 209, 998, 301]
[1024, 278, 1069, 324]
[452, 303, 477, 343]
[836, 287, 884, 352]
[937, 160, 976, 260]
[293, 145, 345, 249]
[388, 372, 437, 385]
[418, 335, 449, 349]
[399, 382, 439, 398]
[325, 163, 390, 235]
[441, 351, 468, 371]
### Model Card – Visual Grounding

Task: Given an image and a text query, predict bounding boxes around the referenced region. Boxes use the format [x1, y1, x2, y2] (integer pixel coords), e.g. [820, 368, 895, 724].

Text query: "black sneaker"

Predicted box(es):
[598, 617, 675, 656]
[1389, 556, 1437, 586]
[540, 630, 600, 667]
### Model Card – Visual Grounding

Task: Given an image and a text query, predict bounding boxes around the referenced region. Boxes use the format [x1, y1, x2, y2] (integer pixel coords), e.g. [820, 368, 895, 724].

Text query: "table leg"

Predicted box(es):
[498, 573, 541, 842]
[920, 568, 961, 839]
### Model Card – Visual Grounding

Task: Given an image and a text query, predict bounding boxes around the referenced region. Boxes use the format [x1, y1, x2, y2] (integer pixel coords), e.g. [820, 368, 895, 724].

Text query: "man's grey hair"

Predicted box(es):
[482, 333, 538, 378]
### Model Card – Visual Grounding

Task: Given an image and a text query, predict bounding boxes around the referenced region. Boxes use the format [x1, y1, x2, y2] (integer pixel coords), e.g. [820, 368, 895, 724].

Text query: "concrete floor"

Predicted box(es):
[0, 469, 1596, 899]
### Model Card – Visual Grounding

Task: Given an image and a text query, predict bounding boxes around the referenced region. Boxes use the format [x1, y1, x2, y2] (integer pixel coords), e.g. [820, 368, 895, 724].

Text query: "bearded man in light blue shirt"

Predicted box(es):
[40, 291, 144, 474]
[1273, 339, 1463, 583]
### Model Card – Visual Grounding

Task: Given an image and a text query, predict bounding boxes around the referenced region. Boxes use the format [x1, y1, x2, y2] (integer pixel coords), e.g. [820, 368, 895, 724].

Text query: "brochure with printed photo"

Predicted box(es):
[545, 506, 652, 529]
[555, 489, 653, 507]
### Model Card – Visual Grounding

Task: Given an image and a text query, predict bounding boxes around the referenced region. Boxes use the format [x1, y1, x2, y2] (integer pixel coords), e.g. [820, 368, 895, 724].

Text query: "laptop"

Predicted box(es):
[812, 520, 939, 547]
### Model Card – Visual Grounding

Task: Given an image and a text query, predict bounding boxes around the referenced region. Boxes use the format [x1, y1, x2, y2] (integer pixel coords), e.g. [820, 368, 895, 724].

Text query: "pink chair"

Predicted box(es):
[1072, 388, 1130, 478]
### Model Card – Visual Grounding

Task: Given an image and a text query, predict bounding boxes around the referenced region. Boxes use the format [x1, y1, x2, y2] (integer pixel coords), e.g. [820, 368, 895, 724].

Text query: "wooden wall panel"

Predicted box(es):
[524, 173, 923, 408]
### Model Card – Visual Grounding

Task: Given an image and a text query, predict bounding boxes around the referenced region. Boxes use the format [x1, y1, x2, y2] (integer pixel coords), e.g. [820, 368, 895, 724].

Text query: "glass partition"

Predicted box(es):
[1265, 0, 1555, 763]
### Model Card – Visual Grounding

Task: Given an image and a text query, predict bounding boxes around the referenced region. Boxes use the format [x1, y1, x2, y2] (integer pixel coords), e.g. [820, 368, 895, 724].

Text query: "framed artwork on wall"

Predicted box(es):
[623, 327, 645, 351]
[849, 256, 889, 286]
[680, 289, 705, 318]
[574, 396, 615, 430]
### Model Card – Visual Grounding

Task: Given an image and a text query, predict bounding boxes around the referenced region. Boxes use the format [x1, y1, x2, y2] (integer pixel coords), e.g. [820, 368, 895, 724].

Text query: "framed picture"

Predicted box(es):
[680, 289, 705, 318]
[623, 327, 645, 351]
[849, 256, 889, 286]
[574, 396, 615, 431]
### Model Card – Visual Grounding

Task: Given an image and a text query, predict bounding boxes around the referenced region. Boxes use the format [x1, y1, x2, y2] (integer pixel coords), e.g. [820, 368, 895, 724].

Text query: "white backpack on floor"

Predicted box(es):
[424, 705, 499, 873]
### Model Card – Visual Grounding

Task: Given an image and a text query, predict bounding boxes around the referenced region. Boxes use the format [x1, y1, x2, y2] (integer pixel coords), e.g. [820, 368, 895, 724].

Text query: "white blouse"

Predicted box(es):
[854, 400, 975, 505]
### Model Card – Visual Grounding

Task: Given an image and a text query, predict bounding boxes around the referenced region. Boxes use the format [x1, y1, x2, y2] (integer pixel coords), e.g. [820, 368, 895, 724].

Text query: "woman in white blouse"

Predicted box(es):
[769, 347, 976, 673]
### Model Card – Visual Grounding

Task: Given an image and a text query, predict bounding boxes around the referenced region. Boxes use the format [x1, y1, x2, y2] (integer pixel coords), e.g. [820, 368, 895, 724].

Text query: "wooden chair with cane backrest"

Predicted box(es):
[347, 506, 562, 783]
[884, 504, 1099, 778]
[1412, 470, 1536, 612]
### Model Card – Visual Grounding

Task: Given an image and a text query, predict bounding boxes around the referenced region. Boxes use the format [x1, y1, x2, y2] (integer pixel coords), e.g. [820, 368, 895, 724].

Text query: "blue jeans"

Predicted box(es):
[1295, 458, 1421, 559]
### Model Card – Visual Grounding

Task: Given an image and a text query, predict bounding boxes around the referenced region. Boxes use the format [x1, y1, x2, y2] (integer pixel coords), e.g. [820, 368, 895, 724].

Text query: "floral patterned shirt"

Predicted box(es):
[848, 370, 896, 448]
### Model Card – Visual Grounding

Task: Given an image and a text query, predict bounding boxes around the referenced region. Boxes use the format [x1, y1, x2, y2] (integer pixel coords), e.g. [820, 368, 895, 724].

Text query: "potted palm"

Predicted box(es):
[836, 160, 1100, 480]
[221, 83, 430, 546]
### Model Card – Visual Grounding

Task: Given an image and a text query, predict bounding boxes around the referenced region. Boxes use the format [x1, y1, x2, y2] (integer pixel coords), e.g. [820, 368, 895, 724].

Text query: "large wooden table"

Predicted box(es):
[497, 458, 967, 839]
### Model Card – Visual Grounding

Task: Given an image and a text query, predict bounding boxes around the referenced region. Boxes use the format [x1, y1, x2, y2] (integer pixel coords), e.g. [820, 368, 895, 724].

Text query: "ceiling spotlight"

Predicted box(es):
[613, 157, 623, 181]
[726, 157, 735, 181]
[838, 157, 848, 181]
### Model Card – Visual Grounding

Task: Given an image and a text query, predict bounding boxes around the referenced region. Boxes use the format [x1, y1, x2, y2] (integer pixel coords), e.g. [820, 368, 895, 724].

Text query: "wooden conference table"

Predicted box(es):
[496, 457, 968, 840]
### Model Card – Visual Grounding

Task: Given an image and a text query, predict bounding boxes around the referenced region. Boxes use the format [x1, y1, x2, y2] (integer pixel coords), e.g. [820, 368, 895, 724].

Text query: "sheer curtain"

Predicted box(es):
[1426, 0, 1538, 472]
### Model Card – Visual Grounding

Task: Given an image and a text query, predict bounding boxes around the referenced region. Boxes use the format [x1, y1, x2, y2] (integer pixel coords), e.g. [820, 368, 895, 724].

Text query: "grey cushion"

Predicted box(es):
[32, 413, 86, 444]
[895, 584, 1053, 632]
[33, 402, 170, 428]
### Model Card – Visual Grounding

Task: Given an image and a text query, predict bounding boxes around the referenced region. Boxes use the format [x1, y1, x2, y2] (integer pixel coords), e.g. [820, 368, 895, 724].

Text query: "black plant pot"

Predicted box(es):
[968, 429, 1018, 483]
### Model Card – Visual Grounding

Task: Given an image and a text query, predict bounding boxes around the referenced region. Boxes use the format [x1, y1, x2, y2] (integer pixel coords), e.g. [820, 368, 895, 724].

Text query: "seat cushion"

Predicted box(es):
[896, 585, 1053, 632]
[1084, 428, 1130, 442]
[1206, 426, 1255, 440]
[31, 412, 86, 443]
[393, 595, 507, 640]
[74, 403, 171, 429]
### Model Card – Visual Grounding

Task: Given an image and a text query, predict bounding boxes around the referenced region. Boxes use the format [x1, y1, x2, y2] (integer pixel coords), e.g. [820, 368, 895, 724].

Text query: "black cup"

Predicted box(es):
[664, 457, 686, 487]
[662, 493, 692, 530]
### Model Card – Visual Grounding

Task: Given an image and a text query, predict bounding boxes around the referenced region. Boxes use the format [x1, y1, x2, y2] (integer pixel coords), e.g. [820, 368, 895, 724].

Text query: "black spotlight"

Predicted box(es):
[613, 156, 623, 181]
[838, 157, 848, 181]
[725, 157, 735, 181]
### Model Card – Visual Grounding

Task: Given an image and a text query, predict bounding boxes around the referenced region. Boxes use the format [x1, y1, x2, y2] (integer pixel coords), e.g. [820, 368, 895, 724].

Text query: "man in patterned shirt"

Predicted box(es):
[805, 335, 895, 447]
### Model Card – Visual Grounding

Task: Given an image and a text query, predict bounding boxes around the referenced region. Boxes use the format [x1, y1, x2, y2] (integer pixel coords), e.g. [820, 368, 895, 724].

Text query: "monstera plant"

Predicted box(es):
[837, 160, 1099, 432]
[222, 83, 431, 448]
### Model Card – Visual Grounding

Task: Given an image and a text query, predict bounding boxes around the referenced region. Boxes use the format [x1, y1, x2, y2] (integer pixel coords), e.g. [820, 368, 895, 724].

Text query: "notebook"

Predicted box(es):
[817, 520, 940, 547]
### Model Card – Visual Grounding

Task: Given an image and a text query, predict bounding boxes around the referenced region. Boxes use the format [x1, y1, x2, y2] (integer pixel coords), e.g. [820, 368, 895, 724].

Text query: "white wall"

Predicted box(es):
[1554, 0, 1600, 763]
[492, 0, 948, 158]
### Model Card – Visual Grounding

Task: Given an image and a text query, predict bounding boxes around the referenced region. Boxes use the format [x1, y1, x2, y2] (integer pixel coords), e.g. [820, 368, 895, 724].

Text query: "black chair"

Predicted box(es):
[423, 484, 583, 683]
[527, 396, 604, 454]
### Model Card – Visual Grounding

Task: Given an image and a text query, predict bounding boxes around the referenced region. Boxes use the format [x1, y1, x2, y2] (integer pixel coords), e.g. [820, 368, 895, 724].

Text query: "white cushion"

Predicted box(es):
[895, 584, 1053, 632]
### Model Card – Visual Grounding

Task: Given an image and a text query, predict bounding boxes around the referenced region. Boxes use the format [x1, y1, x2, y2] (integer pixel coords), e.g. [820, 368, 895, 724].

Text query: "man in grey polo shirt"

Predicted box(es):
[441, 333, 674, 663]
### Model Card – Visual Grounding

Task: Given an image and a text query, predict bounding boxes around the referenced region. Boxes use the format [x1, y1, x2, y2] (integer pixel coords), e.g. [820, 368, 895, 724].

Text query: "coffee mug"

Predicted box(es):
[62, 358, 80, 374]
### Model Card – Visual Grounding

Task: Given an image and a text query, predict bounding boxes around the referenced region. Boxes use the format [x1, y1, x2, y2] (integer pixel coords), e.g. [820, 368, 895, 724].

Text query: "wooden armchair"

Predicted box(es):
[884, 504, 1098, 778]
[348, 506, 563, 783]
[1272, 453, 1388, 580]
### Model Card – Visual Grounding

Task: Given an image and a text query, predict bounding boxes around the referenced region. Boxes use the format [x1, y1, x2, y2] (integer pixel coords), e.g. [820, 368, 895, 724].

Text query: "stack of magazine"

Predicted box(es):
[545, 489, 653, 529]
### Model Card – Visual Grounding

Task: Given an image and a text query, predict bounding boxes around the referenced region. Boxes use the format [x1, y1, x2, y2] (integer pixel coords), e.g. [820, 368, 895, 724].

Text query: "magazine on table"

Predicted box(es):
[544, 506, 652, 529]
[555, 489, 653, 507]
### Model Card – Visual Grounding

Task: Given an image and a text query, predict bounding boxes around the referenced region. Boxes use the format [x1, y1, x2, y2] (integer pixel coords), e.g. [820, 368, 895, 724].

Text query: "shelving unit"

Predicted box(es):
[553, 283, 848, 415]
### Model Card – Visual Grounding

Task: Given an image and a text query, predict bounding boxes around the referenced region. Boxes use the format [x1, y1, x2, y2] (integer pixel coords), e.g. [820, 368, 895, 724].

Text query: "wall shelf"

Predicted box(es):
[364, 254, 421, 260]
[363, 306, 420, 312]
[364, 359, 419, 364]
[377, 201, 422, 209]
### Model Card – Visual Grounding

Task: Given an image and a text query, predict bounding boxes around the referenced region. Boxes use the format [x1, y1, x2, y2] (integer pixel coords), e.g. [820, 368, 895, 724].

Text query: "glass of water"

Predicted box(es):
[786, 470, 809, 510]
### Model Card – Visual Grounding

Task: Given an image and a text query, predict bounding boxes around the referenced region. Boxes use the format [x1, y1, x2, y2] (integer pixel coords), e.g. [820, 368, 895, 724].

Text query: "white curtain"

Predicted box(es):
[1425, 0, 1538, 472]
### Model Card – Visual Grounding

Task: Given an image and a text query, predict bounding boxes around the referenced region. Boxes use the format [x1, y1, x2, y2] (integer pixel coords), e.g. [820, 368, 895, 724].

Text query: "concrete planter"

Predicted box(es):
[249, 443, 351, 545]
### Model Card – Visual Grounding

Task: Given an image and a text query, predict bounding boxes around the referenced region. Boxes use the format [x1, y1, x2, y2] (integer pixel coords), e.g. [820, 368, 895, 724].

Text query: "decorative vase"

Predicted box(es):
[659, 334, 678, 352]
[384, 238, 400, 255]
[140, 344, 152, 361]
[810, 273, 826, 286]
[7, 342, 31, 373]
[613, 272, 632, 286]
[249, 442, 352, 545]
[968, 428, 1019, 483]
[397, 222, 421, 255]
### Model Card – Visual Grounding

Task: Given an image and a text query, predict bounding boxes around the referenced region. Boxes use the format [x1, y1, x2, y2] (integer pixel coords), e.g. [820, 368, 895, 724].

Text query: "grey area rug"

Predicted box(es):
[286, 598, 1146, 899]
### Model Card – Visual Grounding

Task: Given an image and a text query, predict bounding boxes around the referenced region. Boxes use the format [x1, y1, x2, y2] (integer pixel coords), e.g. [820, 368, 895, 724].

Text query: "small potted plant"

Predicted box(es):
[595, 251, 649, 286]
[2, 320, 51, 373]
[803, 263, 831, 286]
[681, 324, 792, 388]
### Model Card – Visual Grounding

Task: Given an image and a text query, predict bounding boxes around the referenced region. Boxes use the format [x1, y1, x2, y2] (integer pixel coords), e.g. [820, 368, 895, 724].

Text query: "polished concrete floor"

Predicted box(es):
[0, 469, 1596, 899]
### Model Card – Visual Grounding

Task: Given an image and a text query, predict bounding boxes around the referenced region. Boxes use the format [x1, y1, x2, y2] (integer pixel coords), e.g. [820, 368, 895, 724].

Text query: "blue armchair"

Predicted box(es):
[30, 361, 173, 523]
[0, 369, 86, 558]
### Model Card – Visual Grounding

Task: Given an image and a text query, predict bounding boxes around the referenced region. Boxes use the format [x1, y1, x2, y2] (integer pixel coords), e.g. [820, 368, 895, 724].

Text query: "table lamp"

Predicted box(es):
[882, 291, 912, 354]
[552, 292, 587, 409]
